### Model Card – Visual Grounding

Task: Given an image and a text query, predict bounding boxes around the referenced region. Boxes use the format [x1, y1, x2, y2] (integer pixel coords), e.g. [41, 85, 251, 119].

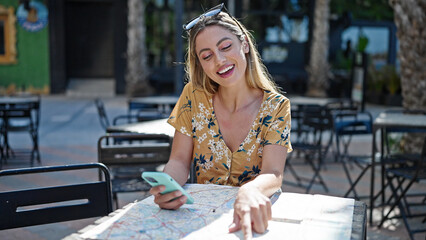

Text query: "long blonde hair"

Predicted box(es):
[185, 12, 281, 95]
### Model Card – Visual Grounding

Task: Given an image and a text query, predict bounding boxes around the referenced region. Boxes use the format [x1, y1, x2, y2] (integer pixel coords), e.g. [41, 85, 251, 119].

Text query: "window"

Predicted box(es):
[0, 5, 17, 64]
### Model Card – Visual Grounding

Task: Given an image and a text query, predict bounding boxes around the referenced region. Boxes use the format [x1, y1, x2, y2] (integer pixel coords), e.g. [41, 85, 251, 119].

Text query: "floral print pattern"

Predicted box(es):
[168, 82, 292, 186]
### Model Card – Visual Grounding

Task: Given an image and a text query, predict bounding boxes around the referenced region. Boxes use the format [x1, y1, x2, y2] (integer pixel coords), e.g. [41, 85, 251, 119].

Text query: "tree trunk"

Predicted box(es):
[390, 0, 426, 153]
[306, 0, 330, 97]
[126, 0, 153, 97]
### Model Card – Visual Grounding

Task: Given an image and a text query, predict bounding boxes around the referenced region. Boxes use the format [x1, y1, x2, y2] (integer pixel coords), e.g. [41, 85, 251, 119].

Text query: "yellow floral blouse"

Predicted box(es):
[167, 82, 292, 186]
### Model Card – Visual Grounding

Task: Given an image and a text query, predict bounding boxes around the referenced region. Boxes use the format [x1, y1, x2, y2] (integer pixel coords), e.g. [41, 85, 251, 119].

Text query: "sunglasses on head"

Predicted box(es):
[183, 3, 225, 31]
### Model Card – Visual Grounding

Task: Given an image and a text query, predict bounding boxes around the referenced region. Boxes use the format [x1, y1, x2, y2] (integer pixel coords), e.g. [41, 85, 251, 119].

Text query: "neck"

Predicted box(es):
[216, 85, 262, 113]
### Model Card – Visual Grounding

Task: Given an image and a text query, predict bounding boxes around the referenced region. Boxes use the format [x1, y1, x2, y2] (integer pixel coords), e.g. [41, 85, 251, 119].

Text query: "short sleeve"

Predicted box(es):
[264, 97, 292, 152]
[167, 82, 194, 137]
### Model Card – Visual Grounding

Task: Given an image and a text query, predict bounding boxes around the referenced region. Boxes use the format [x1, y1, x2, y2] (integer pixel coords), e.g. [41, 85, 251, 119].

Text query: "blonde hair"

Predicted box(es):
[185, 12, 280, 95]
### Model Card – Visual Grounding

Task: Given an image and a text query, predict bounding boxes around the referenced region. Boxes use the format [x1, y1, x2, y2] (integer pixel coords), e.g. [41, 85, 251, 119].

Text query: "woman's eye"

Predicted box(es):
[202, 54, 212, 60]
[222, 44, 231, 50]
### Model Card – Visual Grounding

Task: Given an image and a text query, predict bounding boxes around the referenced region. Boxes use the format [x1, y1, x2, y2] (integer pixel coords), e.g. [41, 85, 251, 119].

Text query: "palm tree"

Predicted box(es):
[126, 0, 153, 97]
[306, 0, 330, 97]
[390, 0, 426, 152]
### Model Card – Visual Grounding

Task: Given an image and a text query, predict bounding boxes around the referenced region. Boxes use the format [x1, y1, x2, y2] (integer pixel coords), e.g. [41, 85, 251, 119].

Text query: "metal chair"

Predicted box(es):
[94, 98, 166, 131]
[378, 137, 426, 240]
[98, 133, 172, 208]
[94, 98, 111, 130]
[0, 163, 113, 230]
[286, 105, 332, 193]
[1, 96, 41, 164]
[333, 110, 374, 199]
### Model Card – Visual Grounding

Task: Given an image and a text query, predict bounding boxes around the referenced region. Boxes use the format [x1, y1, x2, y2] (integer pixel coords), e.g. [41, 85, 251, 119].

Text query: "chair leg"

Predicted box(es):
[30, 131, 41, 165]
[113, 192, 119, 209]
[378, 175, 416, 229]
[305, 153, 328, 193]
[344, 167, 371, 199]
[285, 160, 304, 187]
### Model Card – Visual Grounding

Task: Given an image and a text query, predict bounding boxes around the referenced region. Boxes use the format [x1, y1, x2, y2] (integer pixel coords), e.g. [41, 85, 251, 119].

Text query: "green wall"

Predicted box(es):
[0, 0, 50, 94]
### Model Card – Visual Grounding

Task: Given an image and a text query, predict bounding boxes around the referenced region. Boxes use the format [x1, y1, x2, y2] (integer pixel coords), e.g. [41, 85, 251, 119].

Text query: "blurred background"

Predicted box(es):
[1, 0, 416, 109]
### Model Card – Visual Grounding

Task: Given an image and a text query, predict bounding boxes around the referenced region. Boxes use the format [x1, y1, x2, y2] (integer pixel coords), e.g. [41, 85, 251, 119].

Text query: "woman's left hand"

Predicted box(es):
[228, 185, 272, 240]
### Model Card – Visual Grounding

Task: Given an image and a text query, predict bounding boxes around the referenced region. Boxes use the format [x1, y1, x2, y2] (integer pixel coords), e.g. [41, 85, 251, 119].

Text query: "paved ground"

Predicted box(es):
[0, 95, 425, 240]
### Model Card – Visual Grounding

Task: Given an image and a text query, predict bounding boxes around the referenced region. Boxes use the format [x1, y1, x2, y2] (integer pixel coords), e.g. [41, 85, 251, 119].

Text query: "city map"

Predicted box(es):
[80, 184, 240, 239]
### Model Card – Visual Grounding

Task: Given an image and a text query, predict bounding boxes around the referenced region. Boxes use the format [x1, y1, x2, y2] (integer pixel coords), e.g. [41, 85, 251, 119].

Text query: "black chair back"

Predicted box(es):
[0, 163, 113, 230]
[98, 133, 172, 208]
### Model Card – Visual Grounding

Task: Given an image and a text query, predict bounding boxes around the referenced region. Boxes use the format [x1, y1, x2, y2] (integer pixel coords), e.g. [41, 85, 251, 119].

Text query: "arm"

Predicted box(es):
[229, 144, 288, 239]
[149, 130, 193, 209]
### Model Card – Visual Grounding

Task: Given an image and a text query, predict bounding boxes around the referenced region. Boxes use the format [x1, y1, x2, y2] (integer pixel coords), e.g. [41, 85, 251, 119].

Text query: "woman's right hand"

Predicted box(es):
[149, 185, 188, 210]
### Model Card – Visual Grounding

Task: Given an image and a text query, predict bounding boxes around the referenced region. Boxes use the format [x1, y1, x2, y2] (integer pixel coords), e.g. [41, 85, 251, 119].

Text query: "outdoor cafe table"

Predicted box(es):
[128, 96, 179, 114]
[64, 184, 366, 240]
[289, 96, 342, 107]
[369, 111, 426, 224]
[106, 118, 174, 137]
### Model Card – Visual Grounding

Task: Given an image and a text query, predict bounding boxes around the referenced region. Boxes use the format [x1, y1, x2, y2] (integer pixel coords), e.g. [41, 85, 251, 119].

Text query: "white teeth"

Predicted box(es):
[218, 65, 233, 74]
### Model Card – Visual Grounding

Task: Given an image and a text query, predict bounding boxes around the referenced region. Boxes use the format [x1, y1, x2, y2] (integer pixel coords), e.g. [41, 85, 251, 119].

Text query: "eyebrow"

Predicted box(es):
[198, 37, 232, 56]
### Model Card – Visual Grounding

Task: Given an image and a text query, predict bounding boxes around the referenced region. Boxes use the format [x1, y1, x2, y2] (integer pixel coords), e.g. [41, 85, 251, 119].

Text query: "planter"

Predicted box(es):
[365, 91, 384, 105]
[385, 94, 402, 106]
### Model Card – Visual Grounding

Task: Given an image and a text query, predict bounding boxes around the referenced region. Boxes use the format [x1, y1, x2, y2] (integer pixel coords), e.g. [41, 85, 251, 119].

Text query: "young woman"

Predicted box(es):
[149, 4, 292, 239]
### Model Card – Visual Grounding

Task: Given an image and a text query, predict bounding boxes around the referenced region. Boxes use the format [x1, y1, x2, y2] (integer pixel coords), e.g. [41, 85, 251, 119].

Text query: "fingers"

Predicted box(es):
[229, 211, 241, 233]
[232, 196, 272, 238]
[158, 195, 187, 210]
[250, 202, 268, 234]
[149, 185, 165, 195]
[150, 185, 186, 210]
[241, 208, 253, 240]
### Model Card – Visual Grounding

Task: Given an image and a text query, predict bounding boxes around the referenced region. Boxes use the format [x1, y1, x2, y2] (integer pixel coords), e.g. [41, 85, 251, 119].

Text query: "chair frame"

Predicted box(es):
[0, 163, 113, 230]
[378, 137, 426, 240]
[286, 105, 331, 193]
[0, 96, 41, 165]
[333, 110, 374, 199]
[94, 98, 166, 131]
[98, 133, 172, 208]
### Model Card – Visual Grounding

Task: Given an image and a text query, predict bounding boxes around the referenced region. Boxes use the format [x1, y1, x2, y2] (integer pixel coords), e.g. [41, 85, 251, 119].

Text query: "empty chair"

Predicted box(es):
[98, 133, 172, 208]
[333, 110, 374, 199]
[0, 95, 41, 164]
[94, 98, 166, 131]
[286, 105, 332, 193]
[378, 137, 426, 240]
[0, 163, 113, 230]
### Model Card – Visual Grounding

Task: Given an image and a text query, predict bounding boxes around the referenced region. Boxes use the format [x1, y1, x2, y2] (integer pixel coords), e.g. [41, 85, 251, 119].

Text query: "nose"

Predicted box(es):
[215, 51, 226, 65]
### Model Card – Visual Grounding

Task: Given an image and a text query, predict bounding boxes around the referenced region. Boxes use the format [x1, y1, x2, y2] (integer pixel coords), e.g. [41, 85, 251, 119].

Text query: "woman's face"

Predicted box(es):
[195, 25, 249, 89]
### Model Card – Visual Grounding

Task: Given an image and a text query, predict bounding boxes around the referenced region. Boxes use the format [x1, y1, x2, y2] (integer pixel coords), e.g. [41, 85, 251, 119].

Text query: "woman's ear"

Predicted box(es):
[242, 38, 249, 54]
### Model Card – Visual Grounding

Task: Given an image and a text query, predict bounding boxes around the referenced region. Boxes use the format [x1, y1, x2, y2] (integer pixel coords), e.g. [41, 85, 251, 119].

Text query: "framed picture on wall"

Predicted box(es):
[0, 5, 17, 64]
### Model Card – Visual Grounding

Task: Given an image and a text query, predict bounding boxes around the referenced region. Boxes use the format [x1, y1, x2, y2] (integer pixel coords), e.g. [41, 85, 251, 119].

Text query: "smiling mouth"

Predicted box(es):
[217, 65, 234, 75]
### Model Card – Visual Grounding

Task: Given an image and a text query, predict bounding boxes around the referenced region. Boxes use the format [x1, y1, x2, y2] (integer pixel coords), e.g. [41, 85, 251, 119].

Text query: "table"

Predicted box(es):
[128, 96, 179, 114]
[369, 111, 426, 224]
[0, 96, 40, 165]
[64, 184, 366, 240]
[106, 118, 174, 137]
[289, 96, 342, 107]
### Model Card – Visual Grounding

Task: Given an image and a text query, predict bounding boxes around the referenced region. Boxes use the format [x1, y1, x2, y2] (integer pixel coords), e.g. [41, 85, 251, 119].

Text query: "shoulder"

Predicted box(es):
[182, 82, 206, 97]
[263, 90, 290, 108]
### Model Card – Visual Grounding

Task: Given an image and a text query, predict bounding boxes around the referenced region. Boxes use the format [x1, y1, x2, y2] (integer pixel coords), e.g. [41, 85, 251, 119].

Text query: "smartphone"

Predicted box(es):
[142, 172, 194, 204]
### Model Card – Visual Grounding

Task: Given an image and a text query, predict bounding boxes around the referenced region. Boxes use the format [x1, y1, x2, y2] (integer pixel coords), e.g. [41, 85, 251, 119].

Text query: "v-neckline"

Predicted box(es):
[210, 91, 266, 154]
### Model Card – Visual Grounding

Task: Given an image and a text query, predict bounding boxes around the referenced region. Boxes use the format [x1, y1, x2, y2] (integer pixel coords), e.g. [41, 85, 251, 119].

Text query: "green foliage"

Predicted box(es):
[330, 0, 394, 21]
[382, 65, 400, 95]
[332, 50, 353, 70]
[356, 34, 369, 52]
[367, 64, 400, 95]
